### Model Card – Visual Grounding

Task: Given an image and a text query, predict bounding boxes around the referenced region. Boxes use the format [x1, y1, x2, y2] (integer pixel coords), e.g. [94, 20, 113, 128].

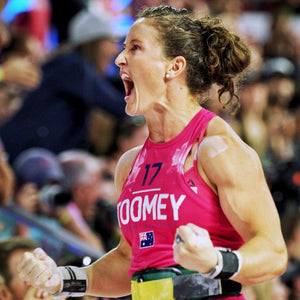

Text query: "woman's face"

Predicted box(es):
[115, 18, 170, 116]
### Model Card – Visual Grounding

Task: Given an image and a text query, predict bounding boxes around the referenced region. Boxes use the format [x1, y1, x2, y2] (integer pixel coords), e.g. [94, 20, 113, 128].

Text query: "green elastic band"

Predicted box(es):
[0, 67, 4, 82]
[132, 267, 197, 281]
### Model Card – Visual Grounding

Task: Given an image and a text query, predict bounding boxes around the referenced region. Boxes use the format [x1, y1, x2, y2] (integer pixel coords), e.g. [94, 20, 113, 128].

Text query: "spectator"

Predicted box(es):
[91, 117, 149, 251]
[0, 237, 60, 300]
[0, 0, 35, 205]
[9, 0, 51, 51]
[1, 31, 45, 66]
[0, 148, 65, 260]
[103, 116, 149, 197]
[0, 55, 41, 91]
[0, 31, 46, 126]
[0, 274, 12, 300]
[0, 0, 41, 91]
[0, 0, 9, 48]
[57, 149, 106, 251]
[263, 10, 300, 65]
[239, 72, 269, 157]
[0, 138, 13, 206]
[0, 8, 126, 164]
[1, 147, 107, 262]
[0, 82, 22, 126]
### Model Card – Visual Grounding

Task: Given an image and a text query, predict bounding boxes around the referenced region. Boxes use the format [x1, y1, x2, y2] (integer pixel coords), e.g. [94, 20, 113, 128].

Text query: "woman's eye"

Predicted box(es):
[131, 45, 140, 51]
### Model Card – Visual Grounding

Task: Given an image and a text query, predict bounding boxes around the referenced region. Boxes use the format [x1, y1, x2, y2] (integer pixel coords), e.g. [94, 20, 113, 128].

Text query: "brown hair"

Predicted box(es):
[138, 5, 251, 113]
[0, 237, 37, 286]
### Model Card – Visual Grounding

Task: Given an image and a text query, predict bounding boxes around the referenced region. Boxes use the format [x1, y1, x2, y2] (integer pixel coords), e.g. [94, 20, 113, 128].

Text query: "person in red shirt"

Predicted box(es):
[17, 5, 287, 300]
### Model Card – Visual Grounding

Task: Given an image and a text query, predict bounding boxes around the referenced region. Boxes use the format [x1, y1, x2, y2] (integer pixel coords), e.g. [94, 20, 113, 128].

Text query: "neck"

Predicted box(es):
[145, 91, 202, 143]
[141, 75, 203, 143]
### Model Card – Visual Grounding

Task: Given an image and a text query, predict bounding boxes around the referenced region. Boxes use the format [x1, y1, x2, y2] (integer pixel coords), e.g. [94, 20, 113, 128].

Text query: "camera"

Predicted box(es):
[39, 184, 72, 208]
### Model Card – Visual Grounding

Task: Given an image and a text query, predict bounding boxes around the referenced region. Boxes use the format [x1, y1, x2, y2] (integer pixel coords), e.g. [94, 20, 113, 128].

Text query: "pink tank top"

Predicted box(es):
[117, 108, 244, 275]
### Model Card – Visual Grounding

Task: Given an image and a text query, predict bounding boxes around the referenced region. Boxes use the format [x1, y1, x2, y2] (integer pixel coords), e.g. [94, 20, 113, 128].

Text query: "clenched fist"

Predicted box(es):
[17, 248, 61, 295]
[173, 223, 218, 274]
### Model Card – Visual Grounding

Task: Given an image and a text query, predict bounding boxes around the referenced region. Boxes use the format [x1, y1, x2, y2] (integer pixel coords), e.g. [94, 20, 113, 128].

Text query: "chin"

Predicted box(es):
[125, 103, 140, 116]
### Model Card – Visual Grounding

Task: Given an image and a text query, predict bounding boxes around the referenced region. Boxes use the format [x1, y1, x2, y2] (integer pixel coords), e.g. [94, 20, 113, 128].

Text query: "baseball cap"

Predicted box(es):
[68, 9, 114, 45]
[262, 57, 296, 79]
[13, 148, 65, 187]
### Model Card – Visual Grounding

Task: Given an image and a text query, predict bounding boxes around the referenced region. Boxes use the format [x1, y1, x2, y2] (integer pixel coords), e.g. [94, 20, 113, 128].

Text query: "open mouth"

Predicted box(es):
[121, 74, 134, 97]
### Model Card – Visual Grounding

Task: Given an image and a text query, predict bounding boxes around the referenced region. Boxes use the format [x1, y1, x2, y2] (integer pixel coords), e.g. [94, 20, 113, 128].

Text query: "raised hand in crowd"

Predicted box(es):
[0, 57, 41, 89]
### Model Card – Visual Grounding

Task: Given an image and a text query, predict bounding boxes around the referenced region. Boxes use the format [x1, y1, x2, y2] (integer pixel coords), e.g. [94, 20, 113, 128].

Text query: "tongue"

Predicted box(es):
[128, 81, 134, 96]
[125, 86, 135, 103]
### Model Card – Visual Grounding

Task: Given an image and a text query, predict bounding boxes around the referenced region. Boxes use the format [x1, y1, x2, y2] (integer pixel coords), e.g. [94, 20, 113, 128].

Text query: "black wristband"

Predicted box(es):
[202, 248, 242, 279]
[52, 266, 88, 298]
[215, 250, 240, 279]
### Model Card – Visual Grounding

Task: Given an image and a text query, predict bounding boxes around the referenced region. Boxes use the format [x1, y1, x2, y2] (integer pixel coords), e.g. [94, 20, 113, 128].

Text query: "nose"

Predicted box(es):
[115, 50, 126, 67]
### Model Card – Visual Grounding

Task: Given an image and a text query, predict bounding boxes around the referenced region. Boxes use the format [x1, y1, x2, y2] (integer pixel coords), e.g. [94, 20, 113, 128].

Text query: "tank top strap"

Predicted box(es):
[185, 108, 216, 149]
[191, 108, 216, 166]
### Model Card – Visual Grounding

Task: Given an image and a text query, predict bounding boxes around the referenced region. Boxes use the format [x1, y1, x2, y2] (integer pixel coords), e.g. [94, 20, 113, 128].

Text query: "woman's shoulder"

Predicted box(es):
[198, 115, 262, 188]
[200, 115, 258, 162]
[205, 115, 233, 138]
[114, 145, 143, 196]
[118, 145, 143, 167]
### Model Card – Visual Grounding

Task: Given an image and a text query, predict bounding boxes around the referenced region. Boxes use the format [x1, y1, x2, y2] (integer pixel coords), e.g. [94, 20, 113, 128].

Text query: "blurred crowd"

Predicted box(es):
[0, 0, 299, 300]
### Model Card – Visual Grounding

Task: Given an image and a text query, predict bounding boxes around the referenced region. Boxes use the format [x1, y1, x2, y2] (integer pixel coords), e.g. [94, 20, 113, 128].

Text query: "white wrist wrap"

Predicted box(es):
[201, 249, 223, 279]
[52, 266, 88, 298]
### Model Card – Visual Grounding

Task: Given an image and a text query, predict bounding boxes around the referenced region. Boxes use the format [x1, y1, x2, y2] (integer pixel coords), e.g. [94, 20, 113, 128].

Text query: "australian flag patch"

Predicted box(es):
[139, 231, 154, 248]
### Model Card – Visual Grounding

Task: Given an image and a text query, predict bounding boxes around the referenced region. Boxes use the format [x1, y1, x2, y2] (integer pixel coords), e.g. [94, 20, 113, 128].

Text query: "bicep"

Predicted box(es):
[200, 136, 281, 242]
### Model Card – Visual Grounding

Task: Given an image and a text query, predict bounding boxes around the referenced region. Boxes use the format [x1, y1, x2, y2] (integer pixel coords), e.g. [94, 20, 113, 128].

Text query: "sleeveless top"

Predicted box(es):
[117, 108, 244, 275]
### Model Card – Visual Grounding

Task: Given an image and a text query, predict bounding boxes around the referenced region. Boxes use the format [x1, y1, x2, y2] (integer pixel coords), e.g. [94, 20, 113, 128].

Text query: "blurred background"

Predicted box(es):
[0, 0, 300, 299]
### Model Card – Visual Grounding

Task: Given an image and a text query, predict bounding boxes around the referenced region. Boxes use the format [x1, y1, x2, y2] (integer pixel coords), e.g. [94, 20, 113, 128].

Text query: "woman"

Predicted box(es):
[17, 5, 287, 300]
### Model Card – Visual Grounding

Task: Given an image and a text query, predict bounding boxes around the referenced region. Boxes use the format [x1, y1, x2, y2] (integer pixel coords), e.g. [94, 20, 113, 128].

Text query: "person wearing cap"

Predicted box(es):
[0, 148, 70, 263]
[0, 9, 127, 164]
[0, 148, 65, 244]
[13, 147, 65, 187]
[0, 0, 32, 209]
[0, 147, 106, 254]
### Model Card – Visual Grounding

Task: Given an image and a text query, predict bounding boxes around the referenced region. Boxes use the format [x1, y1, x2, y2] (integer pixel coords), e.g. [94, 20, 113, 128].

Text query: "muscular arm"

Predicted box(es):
[84, 235, 132, 297]
[17, 147, 140, 297]
[199, 117, 287, 285]
[83, 146, 142, 296]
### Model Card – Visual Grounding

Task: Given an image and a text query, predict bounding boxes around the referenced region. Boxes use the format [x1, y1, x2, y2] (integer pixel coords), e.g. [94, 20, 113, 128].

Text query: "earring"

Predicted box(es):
[166, 74, 170, 79]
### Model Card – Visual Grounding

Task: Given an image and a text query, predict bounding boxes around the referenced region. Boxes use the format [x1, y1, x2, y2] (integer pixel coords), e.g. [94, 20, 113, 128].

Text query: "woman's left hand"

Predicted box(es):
[173, 223, 218, 274]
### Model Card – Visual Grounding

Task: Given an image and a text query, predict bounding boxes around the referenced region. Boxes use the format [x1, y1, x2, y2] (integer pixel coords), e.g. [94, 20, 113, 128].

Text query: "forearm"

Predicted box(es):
[233, 234, 287, 285]
[84, 246, 132, 297]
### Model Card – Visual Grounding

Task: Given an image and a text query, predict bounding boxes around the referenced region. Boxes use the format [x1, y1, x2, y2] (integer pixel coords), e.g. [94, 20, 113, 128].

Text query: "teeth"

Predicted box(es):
[121, 74, 131, 80]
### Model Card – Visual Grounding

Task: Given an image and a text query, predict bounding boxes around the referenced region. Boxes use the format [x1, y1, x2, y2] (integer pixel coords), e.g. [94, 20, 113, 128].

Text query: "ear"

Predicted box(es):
[166, 56, 186, 79]
[0, 284, 12, 300]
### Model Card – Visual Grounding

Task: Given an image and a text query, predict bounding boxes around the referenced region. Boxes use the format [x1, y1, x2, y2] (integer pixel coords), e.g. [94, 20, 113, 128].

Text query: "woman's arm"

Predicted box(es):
[85, 235, 132, 297]
[84, 146, 143, 296]
[174, 117, 287, 285]
[18, 235, 132, 297]
[17, 146, 140, 297]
